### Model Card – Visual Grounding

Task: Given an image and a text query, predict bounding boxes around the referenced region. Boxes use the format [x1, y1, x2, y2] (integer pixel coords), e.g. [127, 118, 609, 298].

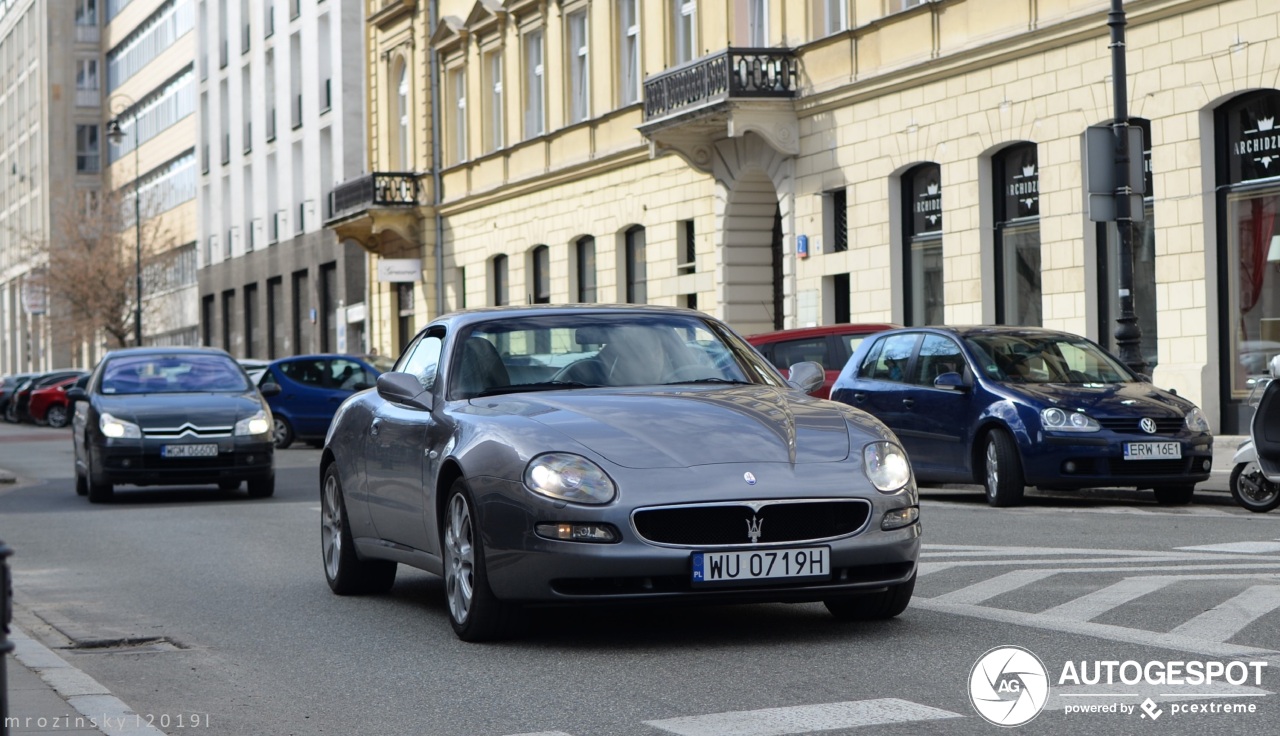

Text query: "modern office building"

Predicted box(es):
[197, 0, 369, 360]
[342, 0, 1274, 433]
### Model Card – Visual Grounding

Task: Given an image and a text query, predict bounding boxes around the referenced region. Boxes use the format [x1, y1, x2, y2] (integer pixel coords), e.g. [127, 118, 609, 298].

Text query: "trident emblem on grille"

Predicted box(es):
[746, 515, 764, 543]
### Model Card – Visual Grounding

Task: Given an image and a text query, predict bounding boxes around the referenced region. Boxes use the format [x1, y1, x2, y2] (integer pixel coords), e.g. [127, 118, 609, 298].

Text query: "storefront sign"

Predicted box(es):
[1003, 146, 1040, 219]
[1225, 92, 1280, 184]
[911, 164, 942, 234]
[377, 259, 422, 283]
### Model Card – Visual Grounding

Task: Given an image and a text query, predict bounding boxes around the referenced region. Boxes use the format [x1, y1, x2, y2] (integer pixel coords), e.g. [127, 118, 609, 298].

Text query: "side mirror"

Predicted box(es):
[376, 372, 433, 411]
[66, 387, 88, 403]
[933, 372, 967, 391]
[786, 361, 825, 395]
[259, 382, 282, 398]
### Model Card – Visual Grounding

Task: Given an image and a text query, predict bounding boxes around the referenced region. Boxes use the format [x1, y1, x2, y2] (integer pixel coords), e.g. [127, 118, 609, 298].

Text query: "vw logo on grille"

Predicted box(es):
[1140, 417, 1158, 434]
[744, 472, 757, 486]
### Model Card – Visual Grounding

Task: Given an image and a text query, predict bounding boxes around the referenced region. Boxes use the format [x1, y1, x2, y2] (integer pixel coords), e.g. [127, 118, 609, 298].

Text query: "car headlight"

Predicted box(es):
[234, 410, 271, 437]
[1041, 407, 1100, 432]
[863, 441, 911, 493]
[1185, 407, 1211, 433]
[99, 413, 141, 439]
[524, 453, 616, 505]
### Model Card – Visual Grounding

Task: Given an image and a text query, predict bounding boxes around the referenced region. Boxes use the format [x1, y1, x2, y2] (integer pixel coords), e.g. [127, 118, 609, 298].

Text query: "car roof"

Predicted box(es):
[267, 353, 375, 364]
[429, 303, 716, 332]
[103, 346, 235, 359]
[877, 325, 1089, 340]
[746, 323, 898, 343]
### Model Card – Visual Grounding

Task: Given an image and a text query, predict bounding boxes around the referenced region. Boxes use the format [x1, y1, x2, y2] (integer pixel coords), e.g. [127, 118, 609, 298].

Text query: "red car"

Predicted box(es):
[28, 376, 83, 428]
[747, 323, 896, 398]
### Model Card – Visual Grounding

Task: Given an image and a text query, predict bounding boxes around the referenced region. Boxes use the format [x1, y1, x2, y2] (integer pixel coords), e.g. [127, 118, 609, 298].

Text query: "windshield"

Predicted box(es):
[965, 333, 1134, 385]
[101, 354, 251, 394]
[451, 313, 780, 399]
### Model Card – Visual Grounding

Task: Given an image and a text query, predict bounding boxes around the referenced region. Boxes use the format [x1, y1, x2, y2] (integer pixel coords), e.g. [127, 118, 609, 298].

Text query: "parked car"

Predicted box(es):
[831, 326, 1214, 507]
[68, 347, 278, 503]
[28, 375, 87, 428]
[6, 370, 89, 423]
[258, 354, 383, 448]
[0, 373, 38, 416]
[237, 358, 271, 385]
[747, 324, 897, 398]
[321, 305, 920, 641]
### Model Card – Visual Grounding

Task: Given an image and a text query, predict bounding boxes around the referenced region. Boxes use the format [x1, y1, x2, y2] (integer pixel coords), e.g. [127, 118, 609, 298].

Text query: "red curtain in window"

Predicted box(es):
[1240, 196, 1278, 340]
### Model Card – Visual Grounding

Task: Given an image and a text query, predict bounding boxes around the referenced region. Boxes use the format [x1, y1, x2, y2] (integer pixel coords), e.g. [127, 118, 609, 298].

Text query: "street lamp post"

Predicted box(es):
[106, 105, 143, 347]
[1108, 0, 1146, 374]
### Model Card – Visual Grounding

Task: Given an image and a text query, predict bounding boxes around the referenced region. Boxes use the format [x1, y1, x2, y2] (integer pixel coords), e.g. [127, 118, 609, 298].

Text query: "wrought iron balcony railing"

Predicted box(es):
[329, 172, 420, 220]
[643, 47, 798, 123]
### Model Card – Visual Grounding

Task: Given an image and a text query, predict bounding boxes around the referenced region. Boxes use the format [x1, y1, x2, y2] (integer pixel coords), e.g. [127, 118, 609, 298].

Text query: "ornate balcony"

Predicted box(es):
[326, 172, 423, 254]
[640, 48, 800, 172]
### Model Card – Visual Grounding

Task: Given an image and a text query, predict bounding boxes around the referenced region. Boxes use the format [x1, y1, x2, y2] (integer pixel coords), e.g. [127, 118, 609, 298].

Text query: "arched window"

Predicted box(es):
[531, 245, 550, 303]
[492, 254, 508, 306]
[993, 143, 1041, 326]
[624, 226, 646, 303]
[575, 236, 596, 302]
[903, 162, 943, 325]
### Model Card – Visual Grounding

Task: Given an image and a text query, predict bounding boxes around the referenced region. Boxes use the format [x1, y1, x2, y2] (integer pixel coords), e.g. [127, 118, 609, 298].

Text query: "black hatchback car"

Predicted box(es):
[831, 326, 1214, 507]
[69, 347, 278, 503]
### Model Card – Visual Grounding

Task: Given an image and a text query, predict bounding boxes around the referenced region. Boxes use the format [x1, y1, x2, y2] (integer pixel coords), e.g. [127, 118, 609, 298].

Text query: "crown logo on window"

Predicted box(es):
[1022, 164, 1037, 178]
[926, 182, 939, 195]
[1259, 116, 1276, 132]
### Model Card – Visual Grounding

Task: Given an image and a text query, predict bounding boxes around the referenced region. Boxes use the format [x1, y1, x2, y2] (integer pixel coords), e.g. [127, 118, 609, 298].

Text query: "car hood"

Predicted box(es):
[1002, 381, 1192, 417]
[475, 385, 851, 469]
[96, 392, 264, 427]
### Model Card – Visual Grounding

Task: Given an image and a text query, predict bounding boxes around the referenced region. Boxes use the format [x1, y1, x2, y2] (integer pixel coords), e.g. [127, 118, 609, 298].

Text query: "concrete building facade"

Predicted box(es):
[197, 0, 370, 360]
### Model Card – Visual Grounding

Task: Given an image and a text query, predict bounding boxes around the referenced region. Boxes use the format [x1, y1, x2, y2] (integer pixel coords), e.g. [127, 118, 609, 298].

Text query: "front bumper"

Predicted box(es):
[1024, 431, 1213, 489]
[93, 437, 274, 486]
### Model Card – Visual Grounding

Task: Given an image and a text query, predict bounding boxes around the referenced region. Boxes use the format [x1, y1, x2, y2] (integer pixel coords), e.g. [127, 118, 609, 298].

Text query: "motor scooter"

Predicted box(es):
[1230, 355, 1280, 512]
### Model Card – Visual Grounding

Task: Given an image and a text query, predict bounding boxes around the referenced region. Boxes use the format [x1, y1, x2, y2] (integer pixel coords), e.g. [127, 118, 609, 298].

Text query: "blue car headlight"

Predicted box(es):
[1185, 407, 1211, 433]
[1041, 407, 1100, 432]
[234, 410, 271, 437]
[863, 441, 911, 493]
[524, 453, 616, 505]
[99, 413, 141, 439]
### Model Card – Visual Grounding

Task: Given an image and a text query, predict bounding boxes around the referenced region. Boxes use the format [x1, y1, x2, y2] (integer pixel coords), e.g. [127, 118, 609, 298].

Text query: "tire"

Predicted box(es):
[272, 416, 294, 449]
[1230, 462, 1280, 512]
[1153, 485, 1195, 505]
[4, 402, 16, 423]
[218, 479, 241, 491]
[74, 467, 88, 496]
[246, 475, 275, 498]
[321, 465, 396, 595]
[982, 430, 1025, 507]
[825, 573, 916, 621]
[443, 478, 518, 642]
[46, 404, 69, 428]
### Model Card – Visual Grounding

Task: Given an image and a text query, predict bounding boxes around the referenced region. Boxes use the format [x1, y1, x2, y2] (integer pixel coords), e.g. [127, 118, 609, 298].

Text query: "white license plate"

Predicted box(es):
[161, 444, 219, 458]
[692, 546, 830, 585]
[1123, 441, 1182, 460]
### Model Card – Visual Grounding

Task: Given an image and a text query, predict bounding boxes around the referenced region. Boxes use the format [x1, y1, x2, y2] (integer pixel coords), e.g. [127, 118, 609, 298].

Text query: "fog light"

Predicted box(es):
[535, 522, 619, 543]
[1202, 459, 1212, 471]
[881, 507, 919, 530]
[1063, 460, 1077, 473]
[121, 458, 132, 468]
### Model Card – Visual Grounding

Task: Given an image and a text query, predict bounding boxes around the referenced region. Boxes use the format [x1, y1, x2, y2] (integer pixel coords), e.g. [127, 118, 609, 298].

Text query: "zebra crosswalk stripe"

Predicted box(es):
[1038, 577, 1176, 621]
[1170, 585, 1280, 642]
[641, 698, 964, 736]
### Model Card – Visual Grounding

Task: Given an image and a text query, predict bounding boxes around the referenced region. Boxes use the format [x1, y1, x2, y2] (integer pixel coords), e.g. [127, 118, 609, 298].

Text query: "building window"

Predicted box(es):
[221, 289, 235, 351]
[625, 226, 646, 303]
[492, 255, 509, 306]
[889, 0, 926, 13]
[484, 50, 503, 152]
[576, 236, 596, 303]
[831, 272, 850, 323]
[448, 67, 467, 164]
[747, 0, 767, 46]
[76, 124, 100, 172]
[244, 283, 259, 358]
[993, 142, 1042, 326]
[524, 30, 544, 139]
[903, 163, 943, 326]
[531, 246, 551, 303]
[820, 0, 846, 36]
[618, 0, 639, 105]
[319, 262, 337, 353]
[292, 270, 311, 354]
[75, 0, 97, 25]
[678, 220, 695, 273]
[267, 276, 283, 358]
[825, 188, 847, 252]
[201, 294, 215, 347]
[397, 282, 415, 354]
[567, 10, 589, 124]
[395, 58, 409, 168]
[1218, 90, 1280, 429]
[672, 0, 696, 65]
[75, 59, 99, 107]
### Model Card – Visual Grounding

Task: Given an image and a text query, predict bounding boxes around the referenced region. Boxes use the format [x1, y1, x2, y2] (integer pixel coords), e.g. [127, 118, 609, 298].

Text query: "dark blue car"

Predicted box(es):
[258, 355, 384, 448]
[831, 326, 1213, 507]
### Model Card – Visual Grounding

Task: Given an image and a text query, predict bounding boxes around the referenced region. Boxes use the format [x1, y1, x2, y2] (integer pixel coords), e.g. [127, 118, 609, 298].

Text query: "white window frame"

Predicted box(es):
[487, 50, 504, 151]
[451, 66, 467, 164]
[523, 30, 545, 139]
[748, 0, 767, 47]
[568, 10, 589, 124]
[673, 0, 696, 64]
[618, 0, 639, 105]
[825, 0, 847, 35]
[397, 61, 409, 169]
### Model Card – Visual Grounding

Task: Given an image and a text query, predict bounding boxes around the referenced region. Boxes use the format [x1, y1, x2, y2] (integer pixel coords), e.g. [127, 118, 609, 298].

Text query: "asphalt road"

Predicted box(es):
[2, 421, 1278, 735]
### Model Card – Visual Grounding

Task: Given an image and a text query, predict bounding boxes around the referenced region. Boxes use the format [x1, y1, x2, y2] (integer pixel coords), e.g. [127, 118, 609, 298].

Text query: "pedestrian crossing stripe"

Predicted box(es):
[642, 699, 964, 736]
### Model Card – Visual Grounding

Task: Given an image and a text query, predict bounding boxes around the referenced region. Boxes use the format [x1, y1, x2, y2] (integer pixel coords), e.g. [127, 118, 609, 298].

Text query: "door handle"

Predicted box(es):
[902, 398, 915, 408]
[370, 418, 381, 437]
[852, 392, 867, 402]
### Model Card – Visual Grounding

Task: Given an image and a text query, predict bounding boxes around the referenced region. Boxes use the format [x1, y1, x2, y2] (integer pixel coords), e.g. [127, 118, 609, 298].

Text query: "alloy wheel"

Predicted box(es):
[321, 473, 343, 581]
[985, 440, 999, 498]
[444, 493, 476, 625]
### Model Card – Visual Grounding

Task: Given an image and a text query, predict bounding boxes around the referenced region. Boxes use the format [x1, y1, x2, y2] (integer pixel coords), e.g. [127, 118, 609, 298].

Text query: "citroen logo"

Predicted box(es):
[743, 472, 757, 486]
[746, 515, 764, 543]
[1140, 417, 1158, 434]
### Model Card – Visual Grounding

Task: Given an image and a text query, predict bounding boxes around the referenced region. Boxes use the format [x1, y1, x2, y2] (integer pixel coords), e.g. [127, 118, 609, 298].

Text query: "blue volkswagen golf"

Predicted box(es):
[258, 355, 384, 448]
[831, 326, 1213, 506]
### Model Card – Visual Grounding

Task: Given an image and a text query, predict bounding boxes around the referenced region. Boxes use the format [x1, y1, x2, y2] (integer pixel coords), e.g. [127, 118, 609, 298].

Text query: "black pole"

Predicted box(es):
[133, 116, 143, 348]
[1, 539, 14, 736]
[1109, 0, 1147, 374]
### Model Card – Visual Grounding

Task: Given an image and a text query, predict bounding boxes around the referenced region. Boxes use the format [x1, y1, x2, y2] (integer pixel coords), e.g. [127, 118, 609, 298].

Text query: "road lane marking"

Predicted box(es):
[1038, 577, 1177, 621]
[932, 569, 1058, 604]
[642, 699, 963, 736]
[1176, 541, 1280, 554]
[1170, 585, 1280, 642]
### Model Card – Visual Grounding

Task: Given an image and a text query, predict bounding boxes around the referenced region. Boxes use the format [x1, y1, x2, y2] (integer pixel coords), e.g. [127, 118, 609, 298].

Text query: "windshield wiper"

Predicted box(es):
[661, 377, 753, 386]
[475, 381, 599, 397]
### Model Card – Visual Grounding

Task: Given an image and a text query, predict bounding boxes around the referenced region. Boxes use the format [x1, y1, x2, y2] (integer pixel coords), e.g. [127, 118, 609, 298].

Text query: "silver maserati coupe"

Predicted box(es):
[320, 305, 920, 641]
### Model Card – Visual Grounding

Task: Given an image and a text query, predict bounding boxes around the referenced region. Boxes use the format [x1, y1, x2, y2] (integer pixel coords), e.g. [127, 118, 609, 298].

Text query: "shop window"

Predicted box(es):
[993, 143, 1042, 326]
[903, 162, 943, 325]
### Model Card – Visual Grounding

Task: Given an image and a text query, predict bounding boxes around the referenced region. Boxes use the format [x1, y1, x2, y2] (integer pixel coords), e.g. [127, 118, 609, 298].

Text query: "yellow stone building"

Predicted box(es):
[333, 0, 1280, 433]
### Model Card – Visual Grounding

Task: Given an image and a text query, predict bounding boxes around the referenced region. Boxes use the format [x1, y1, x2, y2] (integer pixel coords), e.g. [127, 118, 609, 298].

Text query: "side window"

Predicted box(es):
[912, 335, 965, 385]
[281, 360, 327, 387]
[866, 334, 916, 383]
[770, 338, 828, 370]
[328, 359, 366, 390]
[401, 333, 444, 390]
[857, 337, 885, 377]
